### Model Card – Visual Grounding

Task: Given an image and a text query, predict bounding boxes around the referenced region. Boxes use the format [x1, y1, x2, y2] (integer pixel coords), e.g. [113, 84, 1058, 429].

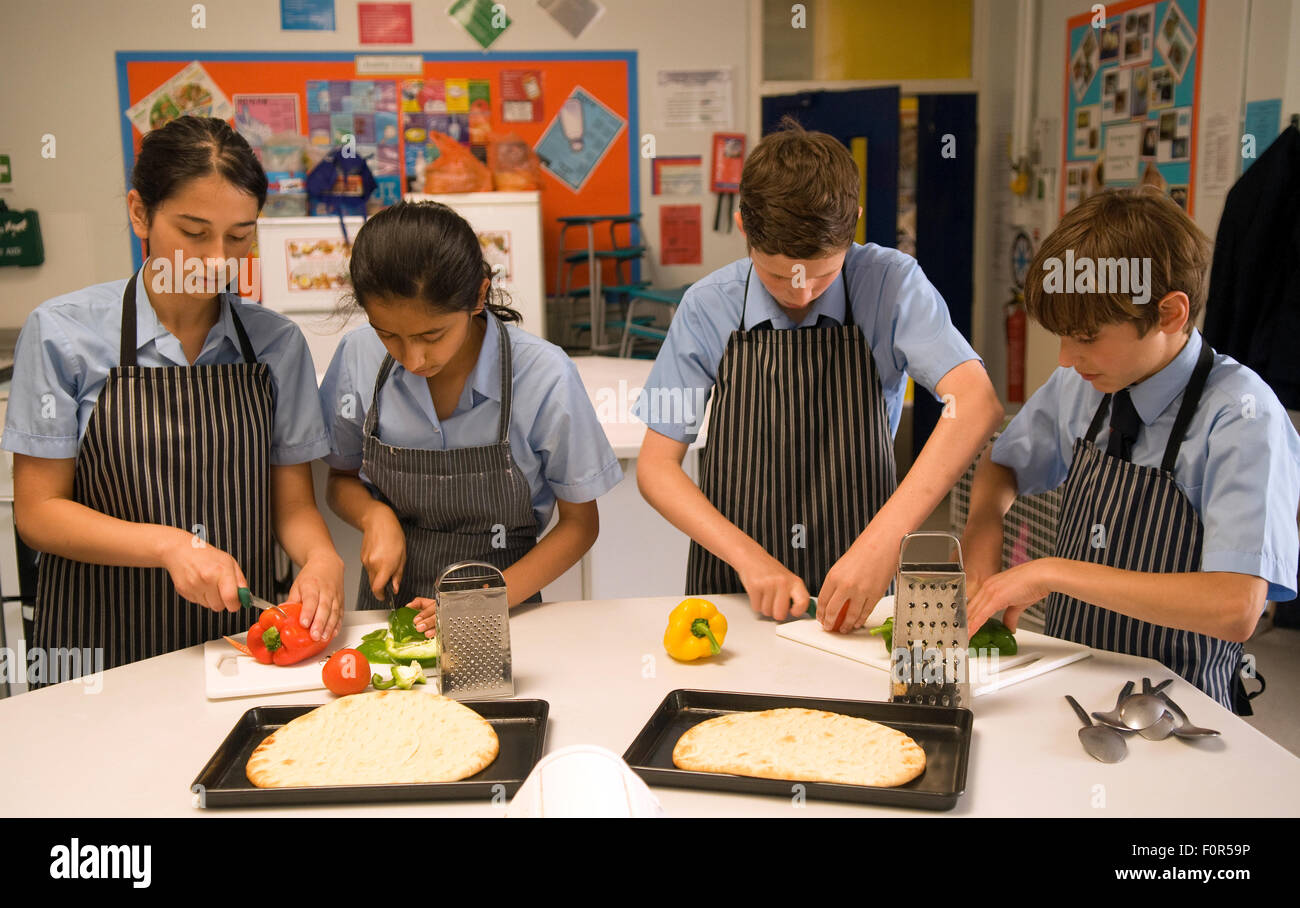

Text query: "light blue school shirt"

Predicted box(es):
[2, 270, 330, 465]
[992, 329, 1300, 602]
[631, 243, 983, 442]
[319, 314, 623, 532]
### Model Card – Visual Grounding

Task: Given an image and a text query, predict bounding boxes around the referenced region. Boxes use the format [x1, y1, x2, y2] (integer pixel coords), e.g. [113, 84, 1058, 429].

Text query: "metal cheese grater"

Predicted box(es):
[433, 561, 514, 700]
[890, 532, 971, 709]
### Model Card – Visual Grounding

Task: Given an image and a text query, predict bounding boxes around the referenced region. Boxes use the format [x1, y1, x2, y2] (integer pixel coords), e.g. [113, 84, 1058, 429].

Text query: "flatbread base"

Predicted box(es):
[246, 690, 499, 787]
[672, 707, 926, 788]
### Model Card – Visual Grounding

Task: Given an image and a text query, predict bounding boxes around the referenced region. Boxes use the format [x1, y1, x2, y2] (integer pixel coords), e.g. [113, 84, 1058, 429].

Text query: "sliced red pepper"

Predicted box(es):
[245, 602, 329, 666]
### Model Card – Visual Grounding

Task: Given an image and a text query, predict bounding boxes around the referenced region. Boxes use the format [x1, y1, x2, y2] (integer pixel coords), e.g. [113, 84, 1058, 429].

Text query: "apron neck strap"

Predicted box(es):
[1085, 393, 1112, 444]
[365, 312, 513, 444]
[1160, 337, 1214, 473]
[493, 313, 514, 444]
[364, 354, 397, 438]
[740, 263, 752, 329]
[1082, 336, 1216, 472]
[739, 260, 853, 331]
[119, 267, 258, 366]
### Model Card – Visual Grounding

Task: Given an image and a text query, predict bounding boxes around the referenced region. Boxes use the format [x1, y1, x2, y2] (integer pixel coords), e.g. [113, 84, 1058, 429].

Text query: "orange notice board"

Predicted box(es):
[116, 51, 639, 295]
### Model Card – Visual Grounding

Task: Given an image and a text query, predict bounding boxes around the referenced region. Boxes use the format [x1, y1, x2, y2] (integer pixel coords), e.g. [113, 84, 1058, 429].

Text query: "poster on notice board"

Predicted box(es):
[1062, 0, 1202, 215]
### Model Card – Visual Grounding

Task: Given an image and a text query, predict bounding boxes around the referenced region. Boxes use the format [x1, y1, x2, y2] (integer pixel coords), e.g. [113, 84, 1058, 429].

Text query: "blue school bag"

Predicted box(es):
[306, 147, 378, 241]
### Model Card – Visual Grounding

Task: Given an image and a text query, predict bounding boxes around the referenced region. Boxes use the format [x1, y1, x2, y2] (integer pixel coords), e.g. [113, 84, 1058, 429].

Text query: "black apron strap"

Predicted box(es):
[364, 354, 398, 439]
[839, 262, 855, 327]
[1160, 338, 1215, 473]
[493, 314, 514, 444]
[738, 261, 853, 330]
[1232, 659, 1266, 716]
[227, 298, 259, 365]
[1084, 393, 1112, 444]
[119, 267, 258, 365]
[120, 269, 141, 367]
[739, 264, 752, 330]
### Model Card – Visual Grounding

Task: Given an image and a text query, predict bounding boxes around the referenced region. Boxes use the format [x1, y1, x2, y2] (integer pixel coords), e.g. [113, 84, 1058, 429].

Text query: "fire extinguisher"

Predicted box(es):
[1006, 288, 1027, 404]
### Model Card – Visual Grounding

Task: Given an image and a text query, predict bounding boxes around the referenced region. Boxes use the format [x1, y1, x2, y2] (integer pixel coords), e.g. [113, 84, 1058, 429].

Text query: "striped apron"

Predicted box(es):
[686, 264, 897, 596]
[1044, 340, 1249, 711]
[355, 314, 540, 610]
[30, 272, 275, 685]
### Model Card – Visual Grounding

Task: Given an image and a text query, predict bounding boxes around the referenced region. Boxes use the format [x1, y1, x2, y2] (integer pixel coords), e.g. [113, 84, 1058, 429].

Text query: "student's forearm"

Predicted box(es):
[637, 455, 769, 569]
[865, 381, 1004, 544]
[16, 498, 190, 569]
[271, 463, 340, 568]
[501, 511, 598, 606]
[326, 469, 393, 533]
[962, 448, 1020, 570]
[1043, 560, 1264, 642]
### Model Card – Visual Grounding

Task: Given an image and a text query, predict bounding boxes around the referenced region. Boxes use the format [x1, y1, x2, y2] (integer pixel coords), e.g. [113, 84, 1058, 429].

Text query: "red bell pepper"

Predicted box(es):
[246, 602, 329, 666]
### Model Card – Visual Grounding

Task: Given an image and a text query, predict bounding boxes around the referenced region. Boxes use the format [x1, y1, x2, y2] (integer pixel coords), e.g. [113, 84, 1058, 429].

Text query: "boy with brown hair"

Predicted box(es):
[963, 187, 1300, 711]
[634, 118, 1003, 632]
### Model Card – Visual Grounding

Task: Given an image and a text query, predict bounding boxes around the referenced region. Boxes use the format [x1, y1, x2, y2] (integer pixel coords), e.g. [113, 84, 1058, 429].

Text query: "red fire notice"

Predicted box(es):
[359, 2, 413, 44]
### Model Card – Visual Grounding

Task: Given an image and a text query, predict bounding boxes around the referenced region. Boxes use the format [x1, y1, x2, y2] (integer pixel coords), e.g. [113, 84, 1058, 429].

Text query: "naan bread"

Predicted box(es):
[672, 707, 926, 787]
[246, 691, 498, 787]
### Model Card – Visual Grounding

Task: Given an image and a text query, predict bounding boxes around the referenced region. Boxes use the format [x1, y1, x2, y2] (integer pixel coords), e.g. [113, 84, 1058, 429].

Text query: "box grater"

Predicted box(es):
[890, 532, 971, 709]
[433, 561, 514, 700]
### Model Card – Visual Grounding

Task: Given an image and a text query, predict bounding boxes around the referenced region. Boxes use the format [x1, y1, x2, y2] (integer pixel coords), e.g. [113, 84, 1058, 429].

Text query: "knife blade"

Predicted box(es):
[238, 587, 288, 617]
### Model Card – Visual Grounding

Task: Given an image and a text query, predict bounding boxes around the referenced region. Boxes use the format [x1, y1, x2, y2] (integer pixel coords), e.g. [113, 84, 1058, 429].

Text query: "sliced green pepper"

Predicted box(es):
[869, 616, 895, 651]
[371, 672, 397, 690]
[357, 628, 395, 665]
[391, 661, 428, 690]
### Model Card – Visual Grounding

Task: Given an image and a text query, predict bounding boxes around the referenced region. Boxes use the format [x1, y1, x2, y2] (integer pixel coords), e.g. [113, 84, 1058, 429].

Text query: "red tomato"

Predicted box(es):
[322, 649, 371, 696]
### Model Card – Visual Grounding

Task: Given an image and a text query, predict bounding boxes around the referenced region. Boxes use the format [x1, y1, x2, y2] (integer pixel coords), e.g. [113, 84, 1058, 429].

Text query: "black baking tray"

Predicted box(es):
[622, 689, 971, 810]
[192, 699, 548, 808]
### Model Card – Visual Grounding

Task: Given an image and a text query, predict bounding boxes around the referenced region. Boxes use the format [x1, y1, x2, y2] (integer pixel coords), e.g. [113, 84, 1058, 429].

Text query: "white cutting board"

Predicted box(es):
[203, 620, 440, 700]
[776, 596, 1091, 696]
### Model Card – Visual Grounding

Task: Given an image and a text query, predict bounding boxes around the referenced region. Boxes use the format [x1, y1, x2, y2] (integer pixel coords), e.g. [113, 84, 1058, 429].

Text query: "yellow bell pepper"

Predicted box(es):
[664, 598, 727, 661]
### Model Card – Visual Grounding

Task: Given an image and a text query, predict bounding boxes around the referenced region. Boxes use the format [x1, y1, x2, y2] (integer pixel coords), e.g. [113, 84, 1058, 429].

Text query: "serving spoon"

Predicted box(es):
[1065, 694, 1127, 762]
[1159, 693, 1221, 738]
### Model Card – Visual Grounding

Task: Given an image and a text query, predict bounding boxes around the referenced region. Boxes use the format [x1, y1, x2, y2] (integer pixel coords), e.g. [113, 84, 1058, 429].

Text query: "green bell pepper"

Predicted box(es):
[970, 618, 1018, 655]
[352, 608, 439, 668]
[869, 616, 895, 651]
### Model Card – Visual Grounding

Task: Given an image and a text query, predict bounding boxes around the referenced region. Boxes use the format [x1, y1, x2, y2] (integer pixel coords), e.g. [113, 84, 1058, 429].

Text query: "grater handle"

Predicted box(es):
[897, 531, 964, 572]
[435, 560, 508, 595]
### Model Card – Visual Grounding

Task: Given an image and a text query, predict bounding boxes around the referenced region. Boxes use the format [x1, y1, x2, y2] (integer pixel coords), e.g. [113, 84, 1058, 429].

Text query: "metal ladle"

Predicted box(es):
[1065, 695, 1127, 763]
[1159, 693, 1221, 738]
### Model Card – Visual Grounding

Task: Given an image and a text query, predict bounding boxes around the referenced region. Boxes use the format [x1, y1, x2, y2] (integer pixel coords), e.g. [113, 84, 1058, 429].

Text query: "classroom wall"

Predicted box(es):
[1023, 0, 1299, 395]
[0, 0, 750, 328]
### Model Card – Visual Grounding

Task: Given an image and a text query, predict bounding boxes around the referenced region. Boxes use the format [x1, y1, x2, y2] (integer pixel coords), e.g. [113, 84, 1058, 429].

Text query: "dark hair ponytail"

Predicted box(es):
[131, 116, 268, 220]
[342, 201, 522, 323]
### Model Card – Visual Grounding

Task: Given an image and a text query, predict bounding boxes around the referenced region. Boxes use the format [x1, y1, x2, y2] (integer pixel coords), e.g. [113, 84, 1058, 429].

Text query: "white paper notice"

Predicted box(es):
[1105, 121, 1143, 182]
[1201, 112, 1234, 194]
[656, 69, 734, 129]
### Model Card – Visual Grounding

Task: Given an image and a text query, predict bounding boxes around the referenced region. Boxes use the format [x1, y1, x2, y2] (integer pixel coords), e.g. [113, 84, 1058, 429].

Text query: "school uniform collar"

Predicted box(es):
[741, 261, 850, 330]
[464, 312, 502, 405]
[393, 312, 500, 420]
[1126, 328, 1204, 427]
[133, 265, 241, 362]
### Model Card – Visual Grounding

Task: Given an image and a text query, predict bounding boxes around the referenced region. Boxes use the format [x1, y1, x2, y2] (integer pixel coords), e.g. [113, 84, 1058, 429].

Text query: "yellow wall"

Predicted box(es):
[816, 0, 973, 80]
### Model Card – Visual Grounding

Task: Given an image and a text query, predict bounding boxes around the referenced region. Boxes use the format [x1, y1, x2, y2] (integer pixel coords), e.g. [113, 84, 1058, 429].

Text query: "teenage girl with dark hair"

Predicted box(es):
[3, 116, 344, 683]
[320, 201, 620, 626]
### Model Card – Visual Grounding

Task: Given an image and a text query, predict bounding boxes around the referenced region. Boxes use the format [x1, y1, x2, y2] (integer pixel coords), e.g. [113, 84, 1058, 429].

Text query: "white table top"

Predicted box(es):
[569, 356, 708, 458]
[1, 594, 1295, 818]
